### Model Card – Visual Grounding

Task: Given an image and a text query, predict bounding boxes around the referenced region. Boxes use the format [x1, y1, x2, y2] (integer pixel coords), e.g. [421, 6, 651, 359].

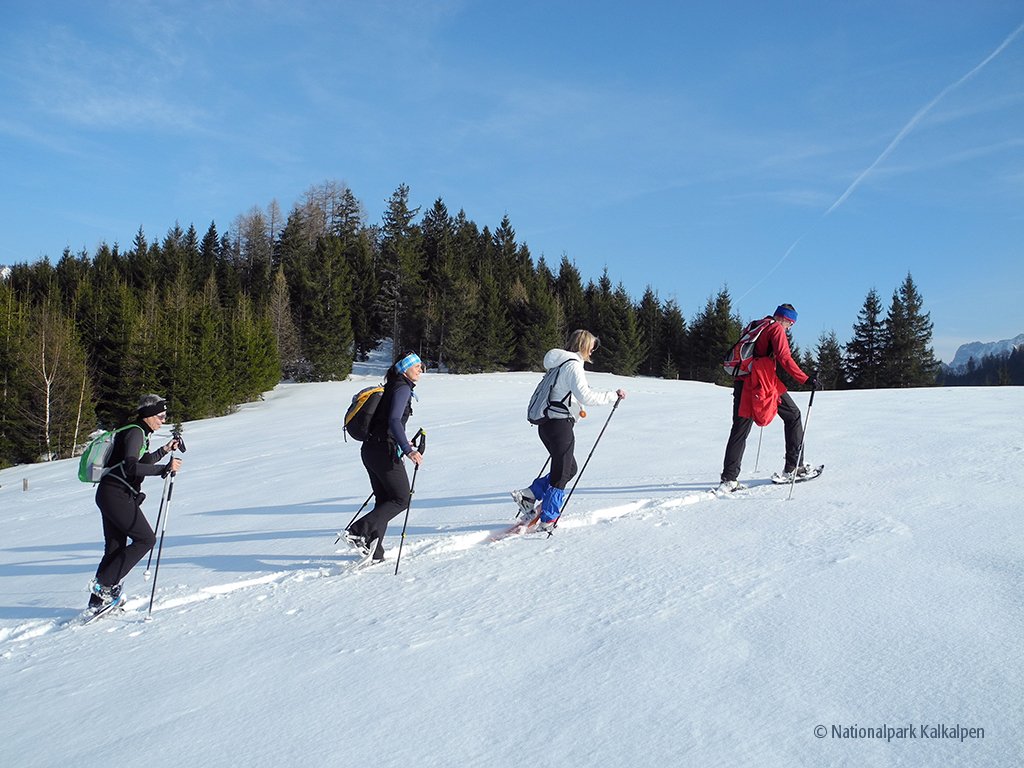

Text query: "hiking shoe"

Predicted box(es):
[343, 532, 371, 556]
[510, 488, 537, 517]
[778, 465, 809, 482]
[717, 480, 746, 493]
[88, 580, 123, 612]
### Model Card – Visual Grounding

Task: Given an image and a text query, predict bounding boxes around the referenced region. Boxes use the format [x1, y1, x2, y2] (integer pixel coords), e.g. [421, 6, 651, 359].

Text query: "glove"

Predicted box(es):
[809, 370, 821, 390]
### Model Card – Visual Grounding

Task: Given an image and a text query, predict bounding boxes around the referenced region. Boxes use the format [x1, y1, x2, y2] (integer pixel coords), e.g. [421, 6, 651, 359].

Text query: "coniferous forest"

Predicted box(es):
[0, 179, 994, 469]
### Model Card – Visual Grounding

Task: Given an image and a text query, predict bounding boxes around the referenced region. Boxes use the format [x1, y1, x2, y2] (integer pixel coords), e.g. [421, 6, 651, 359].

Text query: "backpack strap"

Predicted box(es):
[543, 360, 576, 420]
[101, 424, 148, 487]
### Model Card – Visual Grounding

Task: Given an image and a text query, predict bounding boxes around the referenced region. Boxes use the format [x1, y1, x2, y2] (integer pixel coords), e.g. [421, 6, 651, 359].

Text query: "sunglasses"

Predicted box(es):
[592, 336, 601, 352]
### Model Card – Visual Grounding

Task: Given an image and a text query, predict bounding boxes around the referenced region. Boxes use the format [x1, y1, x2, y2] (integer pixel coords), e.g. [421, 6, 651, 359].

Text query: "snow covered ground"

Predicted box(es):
[1, 370, 1021, 768]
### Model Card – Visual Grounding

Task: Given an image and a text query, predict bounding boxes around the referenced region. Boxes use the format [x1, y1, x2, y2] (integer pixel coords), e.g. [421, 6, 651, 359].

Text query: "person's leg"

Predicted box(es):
[721, 381, 753, 482]
[539, 420, 576, 489]
[353, 442, 410, 558]
[777, 392, 805, 472]
[538, 420, 576, 522]
[94, 485, 155, 587]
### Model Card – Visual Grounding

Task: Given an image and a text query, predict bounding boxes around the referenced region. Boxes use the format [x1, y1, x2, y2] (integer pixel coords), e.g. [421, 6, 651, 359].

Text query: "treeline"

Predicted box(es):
[0, 180, 948, 468]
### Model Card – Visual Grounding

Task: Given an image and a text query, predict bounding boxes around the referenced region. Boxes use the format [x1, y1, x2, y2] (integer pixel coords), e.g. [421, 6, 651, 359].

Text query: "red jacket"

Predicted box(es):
[738, 317, 808, 425]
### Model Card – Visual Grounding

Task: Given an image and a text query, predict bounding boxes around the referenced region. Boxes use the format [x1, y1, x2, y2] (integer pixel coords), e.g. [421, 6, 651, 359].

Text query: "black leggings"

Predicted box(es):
[94, 482, 157, 587]
[538, 418, 577, 490]
[350, 440, 411, 558]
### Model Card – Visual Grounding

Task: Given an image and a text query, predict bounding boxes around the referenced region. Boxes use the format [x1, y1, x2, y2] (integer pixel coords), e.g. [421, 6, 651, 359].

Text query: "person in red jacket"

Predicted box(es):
[718, 303, 817, 492]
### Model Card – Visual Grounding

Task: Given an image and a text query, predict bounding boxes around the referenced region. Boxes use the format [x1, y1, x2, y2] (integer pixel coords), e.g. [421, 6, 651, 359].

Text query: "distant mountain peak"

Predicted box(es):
[949, 333, 1024, 370]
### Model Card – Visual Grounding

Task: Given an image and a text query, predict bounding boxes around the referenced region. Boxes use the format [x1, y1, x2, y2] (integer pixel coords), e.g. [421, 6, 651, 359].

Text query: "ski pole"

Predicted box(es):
[146, 467, 176, 618]
[536, 456, 551, 479]
[753, 427, 764, 473]
[337, 428, 425, 544]
[550, 395, 623, 534]
[787, 388, 816, 501]
[143, 471, 172, 580]
[337, 492, 373, 544]
[394, 430, 427, 576]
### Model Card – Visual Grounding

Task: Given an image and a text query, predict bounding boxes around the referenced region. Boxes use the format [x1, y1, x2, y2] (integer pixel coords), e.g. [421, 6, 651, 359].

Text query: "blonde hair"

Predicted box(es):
[566, 329, 598, 362]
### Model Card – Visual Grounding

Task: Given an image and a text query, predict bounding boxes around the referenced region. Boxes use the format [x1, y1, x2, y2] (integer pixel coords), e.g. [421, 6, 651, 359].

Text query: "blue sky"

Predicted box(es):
[1, 1, 1022, 363]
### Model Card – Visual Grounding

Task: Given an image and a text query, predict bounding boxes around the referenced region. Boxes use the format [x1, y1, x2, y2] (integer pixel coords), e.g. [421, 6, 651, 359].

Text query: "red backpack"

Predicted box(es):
[723, 318, 774, 377]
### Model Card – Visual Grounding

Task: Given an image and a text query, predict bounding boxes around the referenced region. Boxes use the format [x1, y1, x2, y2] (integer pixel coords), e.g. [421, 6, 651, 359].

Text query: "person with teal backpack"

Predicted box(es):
[87, 394, 183, 614]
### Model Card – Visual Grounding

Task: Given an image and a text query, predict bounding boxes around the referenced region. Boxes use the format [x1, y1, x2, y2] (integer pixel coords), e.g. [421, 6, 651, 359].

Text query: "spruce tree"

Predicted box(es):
[845, 288, 885, 389]
[607, 283, 643, 376]
[689, 289, 741, 384]
[659, 298, 688, 379]
[304, 236, 354, 380]
[813, 330, 845, 390]
[555, 256, 587, 332]
[882, 273, 938, 387]
[636, 286, 662, 377]
[379, 184, 424, 358]
[0, 280, 31, 465]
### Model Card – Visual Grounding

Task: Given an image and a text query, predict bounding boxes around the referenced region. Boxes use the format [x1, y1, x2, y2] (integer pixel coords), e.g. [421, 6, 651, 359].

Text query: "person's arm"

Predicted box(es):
[566, 360, 619, 406]
[770, 324, 809, 384]
[122, 428, 168, 479]
[386, 385, 415, 455]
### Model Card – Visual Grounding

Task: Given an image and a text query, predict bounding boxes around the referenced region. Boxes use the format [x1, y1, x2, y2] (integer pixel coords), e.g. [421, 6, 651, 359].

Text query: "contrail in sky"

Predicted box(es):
[826, 20, 1024, 215]
[736, 21, 1024, 307]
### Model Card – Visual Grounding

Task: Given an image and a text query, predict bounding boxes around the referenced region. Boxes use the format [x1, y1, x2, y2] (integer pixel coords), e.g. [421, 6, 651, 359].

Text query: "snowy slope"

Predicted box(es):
[1, 374, 1022, 768]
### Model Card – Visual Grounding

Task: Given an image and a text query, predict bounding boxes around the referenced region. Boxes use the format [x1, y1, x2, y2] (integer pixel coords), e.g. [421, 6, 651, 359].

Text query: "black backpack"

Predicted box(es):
[344, 385, 384, 441]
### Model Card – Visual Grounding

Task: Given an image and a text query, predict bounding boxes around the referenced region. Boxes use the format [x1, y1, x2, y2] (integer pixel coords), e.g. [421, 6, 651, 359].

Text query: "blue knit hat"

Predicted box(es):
[394, 352, 422, 374]
[774, 304, 798, 323]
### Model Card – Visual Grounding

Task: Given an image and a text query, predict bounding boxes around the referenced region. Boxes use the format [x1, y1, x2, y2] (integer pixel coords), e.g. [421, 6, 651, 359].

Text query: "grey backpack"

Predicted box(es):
[527, 360, 574, 425]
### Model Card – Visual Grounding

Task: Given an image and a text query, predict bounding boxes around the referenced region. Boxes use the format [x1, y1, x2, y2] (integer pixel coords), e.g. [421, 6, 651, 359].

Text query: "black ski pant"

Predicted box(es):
[721, 380, 804, 482]
[538, 418, 577, 490]
[350, 440, 411, 559]
[94, 482, 157, 587]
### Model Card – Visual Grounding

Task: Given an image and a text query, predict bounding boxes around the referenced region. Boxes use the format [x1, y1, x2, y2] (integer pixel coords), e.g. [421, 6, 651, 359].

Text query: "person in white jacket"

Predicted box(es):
[513, 330, 626, 530]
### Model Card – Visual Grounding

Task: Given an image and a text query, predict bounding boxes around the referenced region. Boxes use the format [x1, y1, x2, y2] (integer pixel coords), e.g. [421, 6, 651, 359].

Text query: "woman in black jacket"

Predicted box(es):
[344, 353, 424, 562]
[89, 394, 182, 612]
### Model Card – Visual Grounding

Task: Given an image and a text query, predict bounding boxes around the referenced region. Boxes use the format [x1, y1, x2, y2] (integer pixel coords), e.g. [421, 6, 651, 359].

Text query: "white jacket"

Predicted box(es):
[542, 348, 618, 418]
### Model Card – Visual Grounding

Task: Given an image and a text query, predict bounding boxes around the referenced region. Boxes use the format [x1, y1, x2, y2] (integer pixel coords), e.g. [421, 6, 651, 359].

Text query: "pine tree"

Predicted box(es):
[0, 279, 31, 466]
[304, 236, 354, 380]
[474, 268, 513, 371]
[636, 286, 662, 377]
[845, 288, 885, 389]
[607, 283, 643, 376]
[379, 184, 424, 358]
[586, 272, 615, 372]
[555, 256, 587, 333]
[198, 221, 220, 288]
[813, 330, 845, 390]
[881, 273, 938, 387]
[689, 288, 741, 384]
[659, 298, 688, 379]
[421, 199, 465, 368]
[126, 227, 155, 292]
